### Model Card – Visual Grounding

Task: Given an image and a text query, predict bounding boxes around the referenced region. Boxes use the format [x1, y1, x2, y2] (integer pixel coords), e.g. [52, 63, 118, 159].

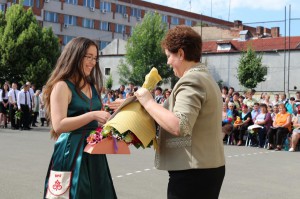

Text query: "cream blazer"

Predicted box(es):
[155, 65, 225, 170]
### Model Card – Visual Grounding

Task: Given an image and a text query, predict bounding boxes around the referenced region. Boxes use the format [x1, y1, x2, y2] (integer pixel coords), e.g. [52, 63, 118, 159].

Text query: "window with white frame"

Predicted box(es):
[84, 0, 95, 8]
[100, 1, 111, 12]
[63, 35, 75, 45]
[0, 4, 5, 12]
[99, 41, 110, 50]
[161, 15, 168, 23]
[171, 17, 179, 25]
[131, 8, 141, 17]
[23, 0, 34, 6]
[100, 21, 109, 31]
[64, 15, 77, 26]
[44, 11, 58, 23]
[115, 24, 125, 33]
[82, 18, 94, 29]
[185, 19, 192, 26]
[65, 0, 78, 5]
[116, 4, 126, 14]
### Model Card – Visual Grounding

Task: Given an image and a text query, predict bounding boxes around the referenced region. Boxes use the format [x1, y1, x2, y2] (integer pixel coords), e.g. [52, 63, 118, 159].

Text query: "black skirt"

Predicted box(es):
[0, 99, 8, 113]
[168, 166, 225, 199]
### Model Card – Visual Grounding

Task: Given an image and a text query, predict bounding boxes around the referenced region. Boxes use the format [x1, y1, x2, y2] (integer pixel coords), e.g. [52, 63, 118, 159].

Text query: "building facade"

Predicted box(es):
[0, 0, 259, 49]
[100, 35, 300, 93]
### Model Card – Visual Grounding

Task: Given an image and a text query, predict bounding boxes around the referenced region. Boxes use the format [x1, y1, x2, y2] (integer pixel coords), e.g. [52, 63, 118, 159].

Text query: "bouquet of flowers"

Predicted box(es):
[84, 67, 161, 154]
[86, 126, 152, 149]
[15, 110, 22, 120]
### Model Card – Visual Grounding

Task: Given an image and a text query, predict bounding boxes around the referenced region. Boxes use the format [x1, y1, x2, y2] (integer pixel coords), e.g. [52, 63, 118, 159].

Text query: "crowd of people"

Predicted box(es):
[221, 86, 300, 152]
[0, 81, 48, 130]
[101, 83, 171, 105]
[0, 80, 172, 131]
[3, 79, 300, 152]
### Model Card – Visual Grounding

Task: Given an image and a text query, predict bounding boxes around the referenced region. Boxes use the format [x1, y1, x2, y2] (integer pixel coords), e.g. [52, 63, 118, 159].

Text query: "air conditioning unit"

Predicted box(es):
[101, 9, 107, 14]
[90, 7, 95, 12]
[123, 13, 128, 18]
[63, 23, 69, 28]
[45, 0, 50, 3]
[137, 17, 141, 21]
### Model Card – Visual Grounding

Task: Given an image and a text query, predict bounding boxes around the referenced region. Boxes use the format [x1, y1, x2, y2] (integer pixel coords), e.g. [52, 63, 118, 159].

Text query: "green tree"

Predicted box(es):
[237, 46, 268, 89]
[105, 74, 113, 90]
[118, 12, 174, 86]
[0, 3, 60, 88]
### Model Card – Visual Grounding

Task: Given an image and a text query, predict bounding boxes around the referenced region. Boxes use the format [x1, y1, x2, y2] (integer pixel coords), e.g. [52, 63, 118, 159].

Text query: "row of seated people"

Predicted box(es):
[222, 102, 300, 151]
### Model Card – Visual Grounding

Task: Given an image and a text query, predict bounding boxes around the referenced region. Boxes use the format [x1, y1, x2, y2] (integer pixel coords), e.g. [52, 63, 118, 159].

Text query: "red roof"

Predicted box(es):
[202, 36, 300, 53]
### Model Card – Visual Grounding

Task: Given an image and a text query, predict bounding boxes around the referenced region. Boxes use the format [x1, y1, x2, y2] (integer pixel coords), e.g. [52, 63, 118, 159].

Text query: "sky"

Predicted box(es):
[144, 0, 300, 36]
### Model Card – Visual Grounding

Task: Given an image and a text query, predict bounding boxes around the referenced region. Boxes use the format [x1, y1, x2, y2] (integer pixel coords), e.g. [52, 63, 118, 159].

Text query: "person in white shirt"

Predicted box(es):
[272, 93, 280, 106]
[17, 84, 31, 130]
[8, 82, 20, 129]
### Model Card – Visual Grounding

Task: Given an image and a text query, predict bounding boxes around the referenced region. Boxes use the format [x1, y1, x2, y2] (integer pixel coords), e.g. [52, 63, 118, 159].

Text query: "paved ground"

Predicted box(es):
[0, 126, 300, 199]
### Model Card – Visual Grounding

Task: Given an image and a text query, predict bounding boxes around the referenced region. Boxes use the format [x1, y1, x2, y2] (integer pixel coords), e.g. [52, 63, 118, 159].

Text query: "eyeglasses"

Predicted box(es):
[84, 55, 98, 63]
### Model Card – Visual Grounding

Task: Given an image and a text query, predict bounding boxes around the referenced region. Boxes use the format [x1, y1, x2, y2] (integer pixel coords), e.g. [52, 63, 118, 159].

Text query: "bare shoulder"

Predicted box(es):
[53, 81, 69, 91]
[52, 81, 72, 102]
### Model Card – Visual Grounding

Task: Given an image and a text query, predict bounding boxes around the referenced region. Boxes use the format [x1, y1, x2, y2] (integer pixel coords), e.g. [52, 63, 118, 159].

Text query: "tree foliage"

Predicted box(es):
[118, 12, 174, 86]
[105, 74, 113, 90]
[237, 46, 268, 89]
[0, 3, 60, 88]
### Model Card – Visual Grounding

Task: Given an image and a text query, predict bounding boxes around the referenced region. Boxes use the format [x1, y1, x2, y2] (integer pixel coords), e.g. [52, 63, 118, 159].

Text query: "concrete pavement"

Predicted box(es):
[1, 126, 300, 199]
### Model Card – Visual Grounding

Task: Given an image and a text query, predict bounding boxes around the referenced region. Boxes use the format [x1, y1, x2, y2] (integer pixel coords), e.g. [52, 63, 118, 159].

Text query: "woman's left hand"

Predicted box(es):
[135, 88, 154, 107]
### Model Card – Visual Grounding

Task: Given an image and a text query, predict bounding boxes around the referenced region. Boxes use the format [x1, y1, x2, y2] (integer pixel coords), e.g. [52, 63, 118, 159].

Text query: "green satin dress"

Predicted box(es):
[44, 80, 117, 199]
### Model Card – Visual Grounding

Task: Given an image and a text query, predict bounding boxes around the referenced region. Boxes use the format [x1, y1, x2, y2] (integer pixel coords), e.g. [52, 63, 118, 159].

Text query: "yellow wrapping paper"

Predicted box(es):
[104, 67, 162, 148]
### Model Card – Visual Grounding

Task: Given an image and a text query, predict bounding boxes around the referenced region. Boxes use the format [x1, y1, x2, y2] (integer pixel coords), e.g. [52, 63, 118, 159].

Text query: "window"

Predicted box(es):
[84, 0, 95, 8]
[100, 41, 110, 50]
[171, 17, 179, 25]
[185, 19, 192, 26]
[82, 18, 94, 29]
[63, 35, 75, 45]
[104, 68, 111, 75]
[100, 21, 109, 31]
[161, 15, 168, 23]
[36, 0, 40, 8]
[65, 0, 78, 5]
[0, 4, 5, 12]
[100, 1, 111, 12]
[23, 0, 34, 6]
[64, 15, 77, 26]
[217, 44, 231, 51]
[44, 11, 58, 23]
[116, 4, 126, 14]
[131, 8, 141, 17]
[115, 24, 125, 33]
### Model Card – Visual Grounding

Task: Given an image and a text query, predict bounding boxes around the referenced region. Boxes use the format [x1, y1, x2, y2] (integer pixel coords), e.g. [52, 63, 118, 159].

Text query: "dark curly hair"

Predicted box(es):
[161, 25, 202, 62]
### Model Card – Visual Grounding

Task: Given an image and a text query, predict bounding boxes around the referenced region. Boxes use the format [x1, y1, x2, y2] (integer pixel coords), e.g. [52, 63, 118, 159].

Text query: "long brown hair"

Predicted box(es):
[43, 37, 103, 139]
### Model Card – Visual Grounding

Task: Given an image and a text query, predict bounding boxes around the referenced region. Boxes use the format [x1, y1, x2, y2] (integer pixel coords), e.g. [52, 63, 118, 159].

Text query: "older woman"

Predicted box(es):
[222, 103, 233, 140]
[267, 103, 291, 151]
[249, 103, 273, 148]
[135, 25, 225, 199]
[232, 104, 253, 146]
[243, 89, 258, 110]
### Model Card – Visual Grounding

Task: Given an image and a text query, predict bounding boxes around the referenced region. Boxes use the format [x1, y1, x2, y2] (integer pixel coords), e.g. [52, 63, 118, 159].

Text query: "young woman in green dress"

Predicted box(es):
[43, 37, 117, 198]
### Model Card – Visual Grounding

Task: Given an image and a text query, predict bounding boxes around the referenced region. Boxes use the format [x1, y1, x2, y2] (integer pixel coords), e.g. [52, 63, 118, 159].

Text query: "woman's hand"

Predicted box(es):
[93, 111, 111, 125]
[134, 88, 154, 108]
[108, 99, 125, 110]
